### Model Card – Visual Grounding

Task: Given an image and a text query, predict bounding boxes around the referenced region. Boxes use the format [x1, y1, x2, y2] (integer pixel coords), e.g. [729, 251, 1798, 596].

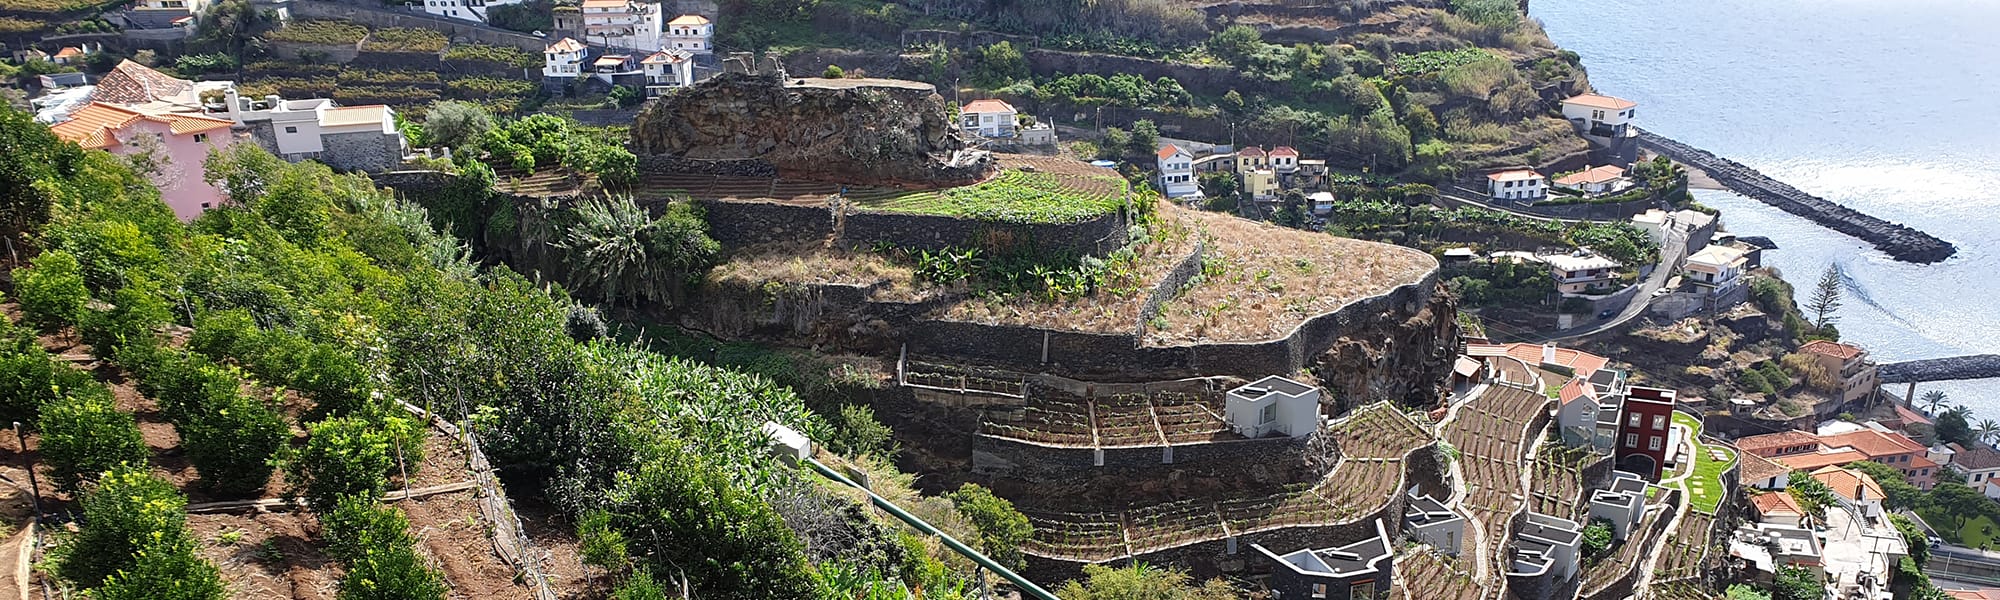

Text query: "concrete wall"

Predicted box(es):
[320, 130, 403, 172]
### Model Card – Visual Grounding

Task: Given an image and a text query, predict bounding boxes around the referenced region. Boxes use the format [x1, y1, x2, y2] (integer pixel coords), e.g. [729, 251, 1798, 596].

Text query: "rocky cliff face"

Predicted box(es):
[1311, 282, 1460, 410]
[630, 73, 993, 186]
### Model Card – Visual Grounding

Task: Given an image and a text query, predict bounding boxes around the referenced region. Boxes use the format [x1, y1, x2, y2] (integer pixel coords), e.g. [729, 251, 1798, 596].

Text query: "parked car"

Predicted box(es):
[1598, 309, 1616, 320]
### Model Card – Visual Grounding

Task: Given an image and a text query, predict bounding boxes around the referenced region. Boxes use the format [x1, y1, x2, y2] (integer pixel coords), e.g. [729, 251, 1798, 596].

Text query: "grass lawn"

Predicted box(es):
[1920, 509, 2000, 549]
[1675, 411, 1737, 514]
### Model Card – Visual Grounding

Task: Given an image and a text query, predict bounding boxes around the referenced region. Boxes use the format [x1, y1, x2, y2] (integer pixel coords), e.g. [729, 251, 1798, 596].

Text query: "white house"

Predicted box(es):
[1553, 164, 1631, 195]
[1155, 144, 1197, 198]
[641, 48, 695, 96]
[959, 99, 1017, 138]
[421, 0, 525, 23]
[544, 38, 589, 80]
[1509, 512, 1582, 583]
[1684, 243, 1750, 291]
[1544, 252, 1622, 295]
[1404, 489, 1465, 556]
[1955, 448, 2000, 497]
[580, 0, 665, 52]
[1269, 145, 1299, 173]
[1562, 94, 1637, 138]
[1487, 169, 1546, 202]
[1224, 376, 1320, 439]
[1586, 471, 1648, 541]
[664, 14, 712, 54]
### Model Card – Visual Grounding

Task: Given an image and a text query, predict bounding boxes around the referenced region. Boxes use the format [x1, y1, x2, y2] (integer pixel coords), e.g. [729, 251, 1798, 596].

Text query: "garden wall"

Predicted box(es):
[1578, 488, 1683, 600]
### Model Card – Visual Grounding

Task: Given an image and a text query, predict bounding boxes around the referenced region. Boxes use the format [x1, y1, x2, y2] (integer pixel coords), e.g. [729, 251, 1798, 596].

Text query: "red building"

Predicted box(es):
[1615, 386, 1677, 480]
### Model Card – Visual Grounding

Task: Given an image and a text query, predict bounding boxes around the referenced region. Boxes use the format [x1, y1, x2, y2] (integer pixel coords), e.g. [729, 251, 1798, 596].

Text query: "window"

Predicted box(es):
[192, 133, 207, 143]
[1311, 583, 1327, 599]
[1652, 415, 1666, 430]
[1648, 436, 1663, 451]
[1260, 404, 1277, 425]
[1625, 433, 1638, 448]
[284, 126, 298, 134]
[1349, 582, 1373, 599]
[1628, 412, 1641, 428]
[200, 202, 211, 209]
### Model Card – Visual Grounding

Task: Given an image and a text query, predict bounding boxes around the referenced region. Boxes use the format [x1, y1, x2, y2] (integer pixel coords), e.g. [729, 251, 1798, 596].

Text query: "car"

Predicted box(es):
[1653, 287, 1672, 297]
[1598, 309, 1617, 320]
[1930, 535, 1943, 548]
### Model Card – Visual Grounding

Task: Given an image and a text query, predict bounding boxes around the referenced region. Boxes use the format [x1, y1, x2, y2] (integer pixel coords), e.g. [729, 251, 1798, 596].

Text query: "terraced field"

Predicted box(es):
[1531, 444, 1597, 521]
[1018, 403, 1430, 561]
[1656, 510, 1715, 582]
[1444, 382, 1549, 562]
[981, 387, 1229, 449]
[845, 167, 1128, 224]
[1395, 550, 1485, 600]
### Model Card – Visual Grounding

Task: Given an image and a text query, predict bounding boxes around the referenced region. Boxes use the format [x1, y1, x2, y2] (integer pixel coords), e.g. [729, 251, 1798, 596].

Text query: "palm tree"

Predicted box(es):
[1922, 390, 1950, 415]
[1977, 419, 2000, 445]
[1949, 405, 1975, 422]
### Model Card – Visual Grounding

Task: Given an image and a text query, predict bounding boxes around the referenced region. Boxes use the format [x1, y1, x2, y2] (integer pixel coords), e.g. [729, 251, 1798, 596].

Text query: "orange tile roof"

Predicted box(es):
[1500, 343, 1610, 375]
[1780, 449, 1870, 472]
[642, 49, 690, 64]
[1820, 429, 1924, 458]
[90, 59, 193, 105]
[1554, 164, 1626, 186]
[1750, 491, 1804, 517]
[158, 113, 233, 135]
[1237, 146, 1265, 158]
[52, 102, 233, 148]
[53, 46, 82, 59]
[1738, 451, 1791, 484]
[1910, 453, 1939, 471]
[547, 37, 587, 53]
[961, 99, 1014, 114]
[1893, 404, 1933, 426]
[1810, 465, 1885, 504]
[1156, 144, 1184, 160]
[667, 14, 709, 25]
[1565, 94, 1636, 110]
[1800, 340, 1866, 361]
[1487, 169, 1541, 181]
[1735, 430, 1822, 453]
[1269, 145, 1298, 157]
[1558, 377, 1591, 406]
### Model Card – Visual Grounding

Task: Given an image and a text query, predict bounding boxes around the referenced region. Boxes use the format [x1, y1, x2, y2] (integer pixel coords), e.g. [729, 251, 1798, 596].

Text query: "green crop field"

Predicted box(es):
[845, 170, 1127, 224]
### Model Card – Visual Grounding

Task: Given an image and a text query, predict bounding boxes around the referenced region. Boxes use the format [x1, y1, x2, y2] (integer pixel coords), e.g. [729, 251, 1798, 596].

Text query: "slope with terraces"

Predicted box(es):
[1444, 378, 1553, 573]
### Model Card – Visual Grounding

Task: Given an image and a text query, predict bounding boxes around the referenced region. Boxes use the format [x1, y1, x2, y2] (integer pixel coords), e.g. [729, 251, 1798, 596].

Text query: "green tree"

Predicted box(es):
[422, 101, 495, 150]
[1892, 514, 1930, 567]
[38, 385, 148, 493]
[1206, 25, 1263, 65]
[1197, 172, 1238, 206]
[1937, 408, 1976, 448]
[1930, 482, 1995, 532]
[179, 385, 289, 497]
[1738, 369, 1774, 396]
[970, 42, 1028, 87]
[613, 569, 672, 600]
[821, 64, 844, 79]
[1921, 390, 1949, 415]
[1787, 471, 1837, 519]
[12, 249, 90, 334]
[0, 103, 84, 254]
[609, 85, 643, 108]
[1772, 565, 1822, 600]
[286, 415, 411, 513]
[1128, 120, 1160, 162]
[1807, 264, 1843, 329]
[93, 536, 227, 600]
[55, 466, 207, 589]
[1581, 520, 1612, 559]
[946, 483, 1033, 571]
[823, 404, 897, 459]
[1056, 563, 1238, 600]
[598, 440, 818, 600]
[1843, 460, 1921, 510]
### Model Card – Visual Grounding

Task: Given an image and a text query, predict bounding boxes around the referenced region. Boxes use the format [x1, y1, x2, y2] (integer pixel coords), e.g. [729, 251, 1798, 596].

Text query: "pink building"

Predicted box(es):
[51, 101, 236, 221]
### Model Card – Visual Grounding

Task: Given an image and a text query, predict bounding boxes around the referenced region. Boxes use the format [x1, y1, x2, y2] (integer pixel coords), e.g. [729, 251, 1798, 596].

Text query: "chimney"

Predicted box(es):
[1542, 344, 1556, 366]
[224, 87, 242, 123]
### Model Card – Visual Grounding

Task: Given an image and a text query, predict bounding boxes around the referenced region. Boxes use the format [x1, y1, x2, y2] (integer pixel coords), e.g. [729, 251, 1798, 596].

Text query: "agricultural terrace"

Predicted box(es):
[263, 19, 370, 45]
[1531, 444, 1598, 521]
[1656, 511, 1716, 582]
[1673, 411, 1737, 514]
[1651, 581, 1726, 600]
[1393, 550, 1484, 600]
[898, 361, 1027, 397]
[845, 155, 1130, 224]
[704, 240, 932, 303]
[1443, 382, 1548, 561]
[634, 172, 848, 206]
[979, 387, 1234, 447]
[1144, 209, 1435, 345]
[248, 21, 547, 112]
[1019, 403, 1428, 561]
[1580, 501, 1668, 594]
[939, 202, 1199, 334]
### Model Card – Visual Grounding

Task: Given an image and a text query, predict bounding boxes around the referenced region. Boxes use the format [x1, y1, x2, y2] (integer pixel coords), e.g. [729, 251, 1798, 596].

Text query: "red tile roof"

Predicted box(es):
[1558, 377, 1590, 405]
[1500, 343, 1609, 375]
[961, 99, 1014, 114]
[1156, 144, 1184, 160]
[1554, 164, 1625, 186]
[1564, 94, 1636, 110]
[1269, 145, 1298, 157]
[1236, 146, 1265, 158]
[1810, 465, 1885, 504]
[1737, 451, 1791, 484]
[1735, 431, 1822, 454]
[53, 46, 82, 59]
[547, 37, 587, 53]
[1779, 449, 1870, 471]
[1750, 491, 1804, 518]
[51, 102, 231, 149]
[1800, 340, 1866, 361]
[1819, 429, 1924, 458]
[1487, 169, 1541, 181]
[90, 60, 193, 105]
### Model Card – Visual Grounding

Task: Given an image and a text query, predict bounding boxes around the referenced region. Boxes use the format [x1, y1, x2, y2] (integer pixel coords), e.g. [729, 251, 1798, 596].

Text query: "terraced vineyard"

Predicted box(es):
[1019, 403, 1430, 561]
[1580, 506, 1666, 595]
[1395, 550, 1485, 600]
[1531, 444, 1598, 520]
[981, 388, 1228, 448]
[1656, 511, 1715, 582]
[846, 167, 1128, 224]
[1444, 383, 1550, 561]
[635, 172, 848, 205]
[1650, 581, 1725, 600]
[900, 361, 1026, 397]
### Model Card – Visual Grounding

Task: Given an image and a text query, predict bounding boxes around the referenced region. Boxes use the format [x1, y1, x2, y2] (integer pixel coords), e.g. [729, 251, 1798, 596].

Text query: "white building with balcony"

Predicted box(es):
[959, 99, 1017, 138]
[1155, 144, 1197, 198]
[420, 0, 525, 23]
[580, 0, 665, 52]
[641, 49, 695, 96]
[1684, 243, 1749, 291]
[1562, 94, 1638, 138]
[544, 37, 589, 80]
[1544, 252, 1622, 295]
[1487, 169, 1546, 202]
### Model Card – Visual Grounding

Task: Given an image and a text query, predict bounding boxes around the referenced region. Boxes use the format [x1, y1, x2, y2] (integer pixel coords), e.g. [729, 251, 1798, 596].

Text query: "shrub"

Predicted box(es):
[38, 385, 148, 493]
[577, 509, 629, 572]
[265, 19, 369, 45]
[93, 536, 227, 600]
[12, 249, 90, 334]
[823, 404, 897, 458]
[613, 569, 672, 600]
[598, 440, 818, 600]
[1738, 369, 1773, 396]
[76, 283, 173, 359]
[822, 64, 844, 78]
[55, 466, 197, 588]
[326, 497, 448, 600]
[0, 348, 96, 427]
[178, 384, 289, 497]
[287, 415, 412, 513]
[421, 101, 495, 150]
[946, 482, 1032, 571]
[1581, 520, 1612, 559]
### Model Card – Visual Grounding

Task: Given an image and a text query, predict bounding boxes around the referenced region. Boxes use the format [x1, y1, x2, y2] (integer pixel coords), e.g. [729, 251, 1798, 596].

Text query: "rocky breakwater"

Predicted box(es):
[631, 73, 994, 186]
[1637, 128, 1956, 263]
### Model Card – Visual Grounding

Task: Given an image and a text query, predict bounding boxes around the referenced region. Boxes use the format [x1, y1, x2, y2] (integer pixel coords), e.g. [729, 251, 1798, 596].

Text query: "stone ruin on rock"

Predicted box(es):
[630, 52, 995, 186]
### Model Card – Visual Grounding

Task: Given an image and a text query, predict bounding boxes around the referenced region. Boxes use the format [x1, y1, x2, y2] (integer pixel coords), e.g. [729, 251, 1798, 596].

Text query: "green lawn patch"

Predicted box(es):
[1674, 411, 1736, 513]
[1920, 509, 2000, 550]
[845, 169, 1128, 224]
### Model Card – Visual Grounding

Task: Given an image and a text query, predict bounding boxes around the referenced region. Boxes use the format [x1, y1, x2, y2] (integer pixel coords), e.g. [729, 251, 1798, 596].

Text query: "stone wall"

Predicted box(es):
[1135, 242, 1207, 338]
[696, 199, 833, 248]
[320, 130, 403, 172]
[291, 0, 551, 53]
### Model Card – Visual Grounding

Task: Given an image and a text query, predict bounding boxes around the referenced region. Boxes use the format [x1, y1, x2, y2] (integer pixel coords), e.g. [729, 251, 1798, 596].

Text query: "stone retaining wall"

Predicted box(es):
[1637, 129, 1954, 263]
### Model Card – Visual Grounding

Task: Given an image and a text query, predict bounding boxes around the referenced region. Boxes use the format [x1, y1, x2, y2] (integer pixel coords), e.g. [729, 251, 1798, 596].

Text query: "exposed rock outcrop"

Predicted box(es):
[630, 73, 994, 186]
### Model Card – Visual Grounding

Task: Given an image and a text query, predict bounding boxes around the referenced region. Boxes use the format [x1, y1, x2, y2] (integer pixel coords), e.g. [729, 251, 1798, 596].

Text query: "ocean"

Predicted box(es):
[1530, 0, 2000, 417]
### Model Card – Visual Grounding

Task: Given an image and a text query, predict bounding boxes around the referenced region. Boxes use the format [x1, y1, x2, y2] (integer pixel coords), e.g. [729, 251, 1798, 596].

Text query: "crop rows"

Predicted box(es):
[847, 169, 1125, 224]
[1650, 581, 1724, 600]
[1124, 499, 1225, 549]
[1394, 550, 1484, 600]
[1531, 444, 1594, 520]
[1580, 507, 1662, 594]
[985, 388, 1232, 448]
[1329, 403, 1429, 459]
[1445, 384, 1548, 560]
[1020, 512, 1125, 559]
[1151, 392, 1229, 443]
[986, 395, 1093, 446]
[1093, 394, 1161, 447]
[902, 361, 1025, 396]
[1657, 511, 1715, 582]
